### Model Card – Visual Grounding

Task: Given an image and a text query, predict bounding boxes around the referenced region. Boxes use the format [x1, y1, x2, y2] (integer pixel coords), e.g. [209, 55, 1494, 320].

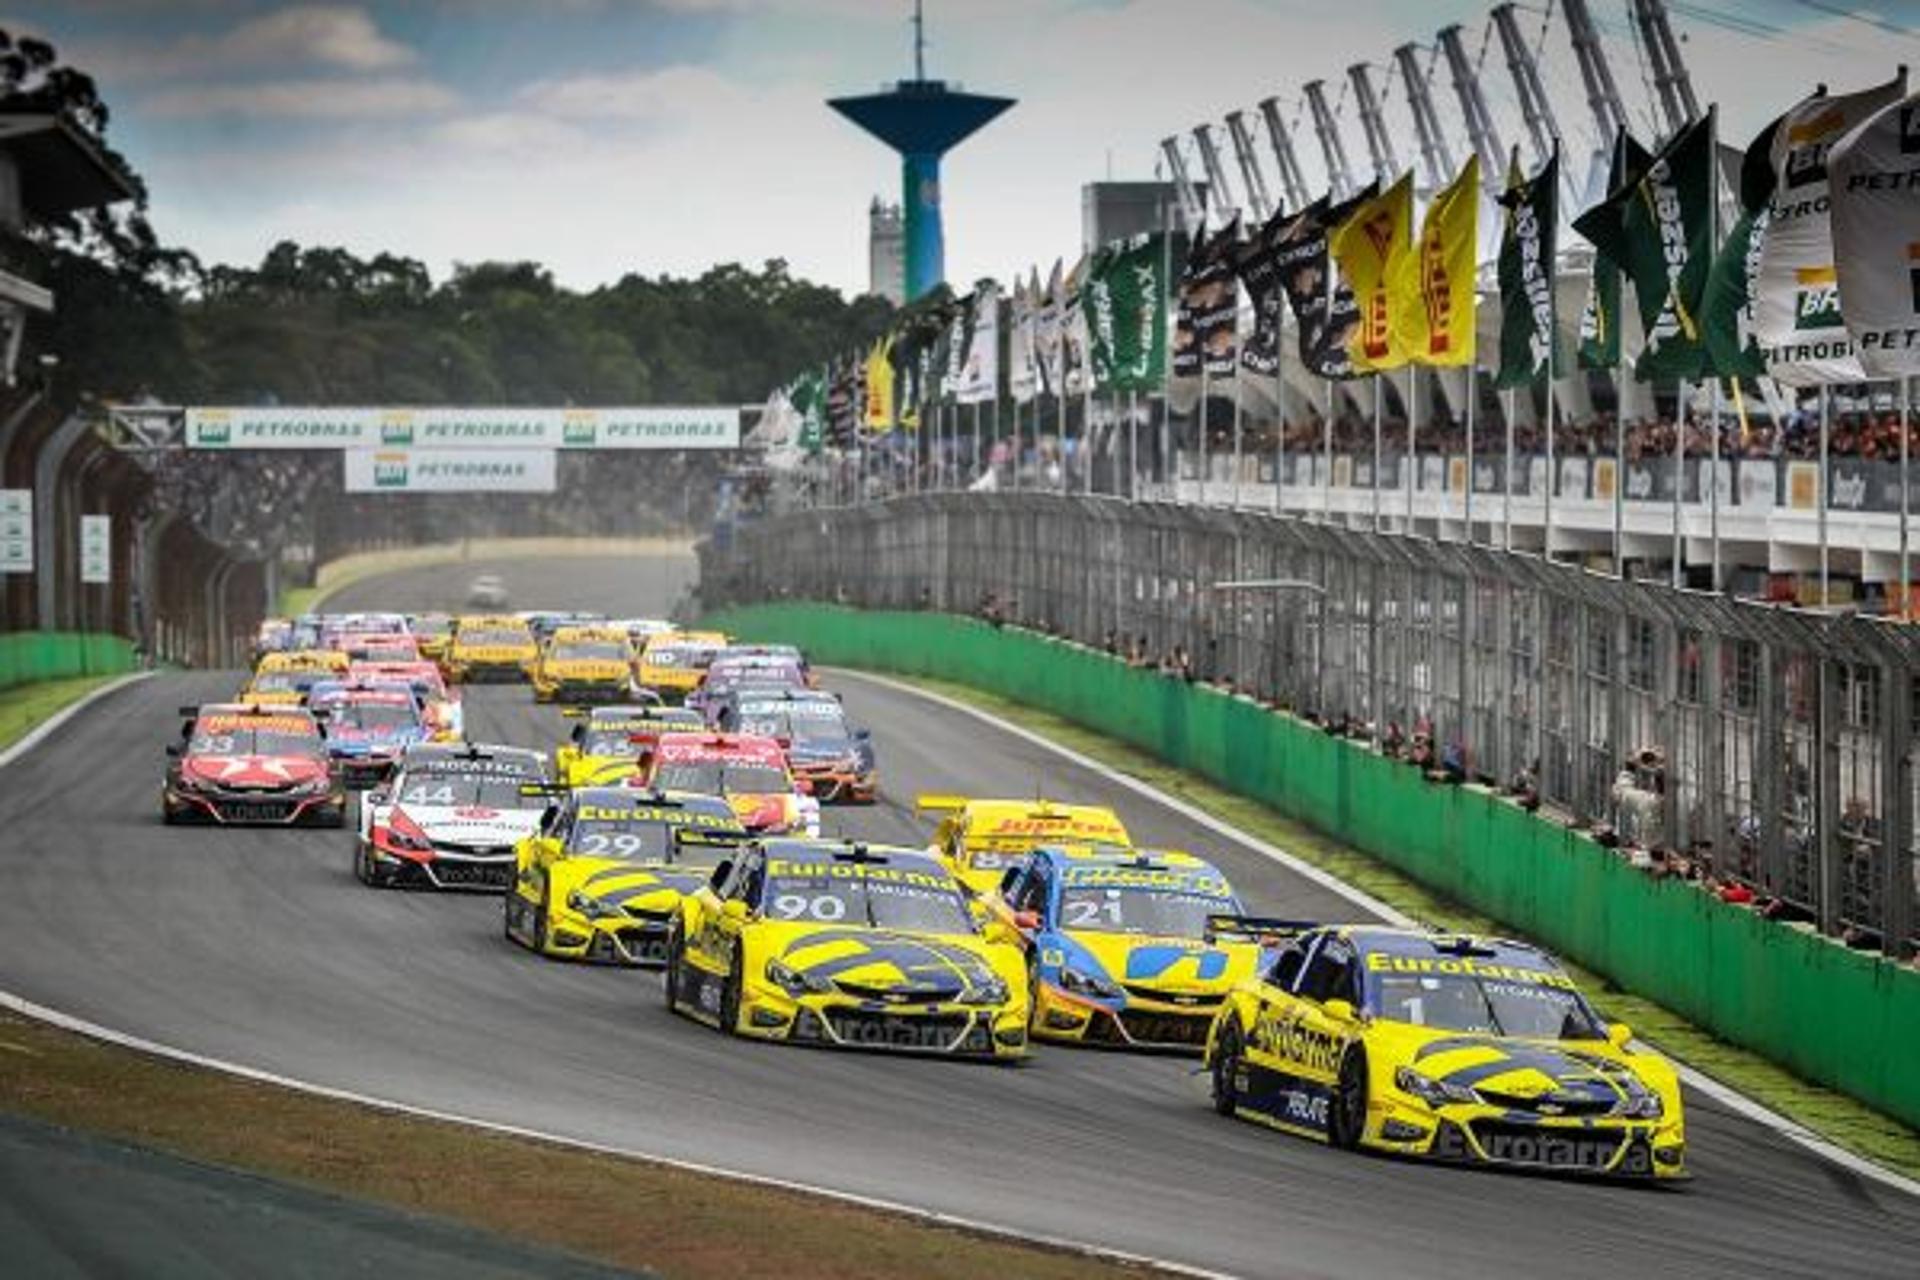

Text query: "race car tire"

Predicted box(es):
[719, 961, 743, 1036]
[1025, 955, 1043, 1030]
[532, 886, 550, 954]
[1330, 1048, 1369, 1151]
[663, 929, 684, 1009]
[502, 894, 518, 942]
[1211, 1023, 1244, 1117]
[355, 843, 388, 888]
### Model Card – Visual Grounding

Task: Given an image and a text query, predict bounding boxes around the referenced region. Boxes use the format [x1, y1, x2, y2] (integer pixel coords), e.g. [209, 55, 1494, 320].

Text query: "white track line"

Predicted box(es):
[833, 666, 1920, 1202]
[0, 670, 152, 772]
[0, 991, 1232, 1280]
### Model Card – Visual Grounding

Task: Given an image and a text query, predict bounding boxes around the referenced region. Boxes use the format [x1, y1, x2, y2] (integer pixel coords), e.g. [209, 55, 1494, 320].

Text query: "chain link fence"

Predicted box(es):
[701, 492, 1919, 960]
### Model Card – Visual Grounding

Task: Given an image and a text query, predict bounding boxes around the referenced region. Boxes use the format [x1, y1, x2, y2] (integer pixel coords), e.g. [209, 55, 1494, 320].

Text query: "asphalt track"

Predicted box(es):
[4, 553, 1919, 1279]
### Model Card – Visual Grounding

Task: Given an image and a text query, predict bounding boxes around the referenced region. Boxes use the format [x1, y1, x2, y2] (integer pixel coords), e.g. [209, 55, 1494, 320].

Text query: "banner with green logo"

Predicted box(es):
[187, 407, 740, 450]
[343, 448, 557, 493]
[1084, 232, 1169, 392]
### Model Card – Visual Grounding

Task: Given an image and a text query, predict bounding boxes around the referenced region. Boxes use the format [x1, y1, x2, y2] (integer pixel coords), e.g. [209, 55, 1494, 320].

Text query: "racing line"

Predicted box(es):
[2, 555, 1917, 1280]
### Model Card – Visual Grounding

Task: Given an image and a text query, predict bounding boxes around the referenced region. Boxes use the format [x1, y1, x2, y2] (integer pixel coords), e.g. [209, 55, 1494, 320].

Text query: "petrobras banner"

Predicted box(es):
[342, 448, 557, 494]
[186, 406, 740, 450]
[1753, 75, 1908, 385]
[1830, 92, 1920, 376]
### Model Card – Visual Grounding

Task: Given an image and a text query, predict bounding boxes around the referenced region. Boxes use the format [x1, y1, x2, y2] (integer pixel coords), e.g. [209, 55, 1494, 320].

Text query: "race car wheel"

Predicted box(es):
[1025, 954, 1043, 1029]
[1211, 1023, 1244, 1117]
[1330, 1048, 1369, 1151]
[355, 843, 386, 888]
[663, 930, 684, 1009]
[531, 887, 550, 953]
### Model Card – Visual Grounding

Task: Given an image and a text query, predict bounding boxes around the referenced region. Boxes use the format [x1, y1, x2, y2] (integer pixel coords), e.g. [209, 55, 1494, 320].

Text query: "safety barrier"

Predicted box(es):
[0, 630, 136, 690]
[704, 600, 1920, 1132]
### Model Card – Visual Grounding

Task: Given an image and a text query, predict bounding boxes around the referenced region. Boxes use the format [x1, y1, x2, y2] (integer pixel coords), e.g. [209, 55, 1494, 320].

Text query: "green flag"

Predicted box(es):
[1573, 112, 1715, 381]
[1084, 232, 1169, 392]
[1701, 206, 1770, 379]
[1495, 151, 1562, 390]
[1577, 132, 1652, 370]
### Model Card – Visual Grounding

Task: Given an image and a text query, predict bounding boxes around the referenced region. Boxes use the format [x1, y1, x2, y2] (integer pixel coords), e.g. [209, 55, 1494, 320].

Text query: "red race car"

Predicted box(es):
[638, 731, 819, 836]
[162, 703, 346, 827]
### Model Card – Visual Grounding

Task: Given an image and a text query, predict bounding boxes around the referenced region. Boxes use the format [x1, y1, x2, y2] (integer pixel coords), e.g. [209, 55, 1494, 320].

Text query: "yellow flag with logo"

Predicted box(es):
[1394, 155, 1479, 366]
[1329, 170, 1415, 372]
[862, 336, 895, 430]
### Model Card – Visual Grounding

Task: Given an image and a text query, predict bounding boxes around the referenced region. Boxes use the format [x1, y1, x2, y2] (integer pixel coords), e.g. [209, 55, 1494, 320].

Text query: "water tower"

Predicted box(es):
[828, 1, 1014, 301]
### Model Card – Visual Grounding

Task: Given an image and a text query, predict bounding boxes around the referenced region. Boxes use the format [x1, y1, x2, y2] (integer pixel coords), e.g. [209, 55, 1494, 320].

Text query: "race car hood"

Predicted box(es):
[326, 725, 422, 753]
[640, 665, 701, 688]
[1397, 1032, 1669, 1114]
[240, 691, 306, 706]
[400, 804, 544, 845]
[568, 756, 643, 787]
[1063, 930, 1260, 998]
[454, 644, 535, 662]
[771, 927, 1012, 1003]
[552, 860, 708, 915]
[183, 753, 328, 787]
[784, 738, 860, 765]
[542, 661, 631, 682]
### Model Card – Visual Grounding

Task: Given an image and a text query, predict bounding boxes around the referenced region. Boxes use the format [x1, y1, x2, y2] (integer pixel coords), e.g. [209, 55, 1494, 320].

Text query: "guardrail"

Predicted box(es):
[700, 492, 1919, 961]
[0, 630, 134, 689]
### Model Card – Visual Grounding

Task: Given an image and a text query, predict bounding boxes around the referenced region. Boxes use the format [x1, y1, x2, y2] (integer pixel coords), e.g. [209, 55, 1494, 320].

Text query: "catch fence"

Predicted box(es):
[702, 492, 1919, 959]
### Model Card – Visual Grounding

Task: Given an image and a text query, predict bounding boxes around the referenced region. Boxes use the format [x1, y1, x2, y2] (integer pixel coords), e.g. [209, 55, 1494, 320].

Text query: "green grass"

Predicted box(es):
[894, 671, 1920, 1182]
[0, 674, 130, 753]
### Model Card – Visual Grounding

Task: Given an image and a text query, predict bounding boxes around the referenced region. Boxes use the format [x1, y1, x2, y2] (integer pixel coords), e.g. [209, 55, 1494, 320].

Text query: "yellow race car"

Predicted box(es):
[664, 839, 1030, 1059]
[505, 786, 746, 965]
[1204, 925, 1686, 1179]
[985, 845, 1271, 1050]
[636, 630, 728, 703]
[918, 795, 1132, 896]
[445, 614, 538, 684]
[531, 625, 637, 704]
[553, 704, 702, 788]
[241, 650, 349, 705]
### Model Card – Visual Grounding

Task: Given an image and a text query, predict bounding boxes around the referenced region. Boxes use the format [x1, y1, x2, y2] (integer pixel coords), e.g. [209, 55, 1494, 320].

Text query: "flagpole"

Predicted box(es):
[1464, 364, 1475, 545]
[1083, 381, 1094, 497]
[1613, 385, 1625, 576]
[1545, 338, 1556, 563]
[1372, 375, 1383, 532]
[1129, 389, 1140, 501]
[1819, 383, 1830, 607]
[1199, 365, 1211, 505]
[1903, 375, 1912, 618]
[972, 401, 982, 489]
[1274, 296, 1287, 516]
[1324, 376, 1335, 525]
[1232, 368, 1245, 508]
[1405, 366, 1416, 531]
[1505, 387, 1515, 550]
[1671, 378, 1685, 589]
[1710, 378, 1722, 593]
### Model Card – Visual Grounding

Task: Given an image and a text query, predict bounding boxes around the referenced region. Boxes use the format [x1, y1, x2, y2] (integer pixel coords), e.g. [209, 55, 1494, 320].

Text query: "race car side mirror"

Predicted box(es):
[165, 744, 181, 758]
[721, 899, 749, 924]
[1607, 1022, 1633, 1048]
[1323, 999, 1356, 1024]
[982, 920, 1020, 948]
[707, 858, 733, 891]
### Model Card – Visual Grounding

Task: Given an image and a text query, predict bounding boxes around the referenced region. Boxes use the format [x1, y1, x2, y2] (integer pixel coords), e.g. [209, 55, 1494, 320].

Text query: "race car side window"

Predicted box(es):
[1297, 938, 1360, 1007]
[1267, 941, 1308, 992]
[1010, 862, 1050, 916]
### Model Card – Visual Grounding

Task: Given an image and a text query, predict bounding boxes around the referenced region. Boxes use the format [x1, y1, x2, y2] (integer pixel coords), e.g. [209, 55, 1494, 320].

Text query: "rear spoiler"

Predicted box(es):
[1205, 914, 1318, 945]
[674, 827, 749, 849]
[916, 793, 967, 813]
[519, 782, 570, 797]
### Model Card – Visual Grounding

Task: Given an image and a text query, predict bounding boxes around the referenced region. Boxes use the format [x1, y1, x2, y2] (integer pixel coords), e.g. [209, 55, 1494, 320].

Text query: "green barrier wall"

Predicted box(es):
[710, 602, 1920, 1131]
[0, 632, 136, 691]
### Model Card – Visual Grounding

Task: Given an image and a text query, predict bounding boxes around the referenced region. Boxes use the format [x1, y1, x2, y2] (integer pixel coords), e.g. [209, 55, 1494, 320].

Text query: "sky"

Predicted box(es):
[12, 1, 1920, 297]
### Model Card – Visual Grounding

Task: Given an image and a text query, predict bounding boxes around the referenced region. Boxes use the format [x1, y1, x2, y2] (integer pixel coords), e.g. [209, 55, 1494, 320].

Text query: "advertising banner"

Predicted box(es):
[0, 489, 30, 574]
[342, 448, 558, 494]
[80, 514, 110, 584]
[188, 407, 740, 450]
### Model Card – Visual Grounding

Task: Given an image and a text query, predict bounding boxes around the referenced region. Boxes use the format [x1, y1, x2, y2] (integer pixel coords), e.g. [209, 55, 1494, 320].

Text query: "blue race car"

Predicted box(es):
[307, 681, 430, 788]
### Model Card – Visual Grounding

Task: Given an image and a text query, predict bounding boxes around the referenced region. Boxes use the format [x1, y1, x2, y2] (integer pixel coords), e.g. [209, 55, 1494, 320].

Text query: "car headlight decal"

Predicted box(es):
[1395, 1066, 1481, 1107]
[1058, 964, 1122, 1001]
[766, 957, 834, 996]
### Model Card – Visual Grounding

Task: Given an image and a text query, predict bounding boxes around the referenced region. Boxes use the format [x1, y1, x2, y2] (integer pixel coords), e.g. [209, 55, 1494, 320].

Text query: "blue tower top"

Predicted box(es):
[827, 2, 1013, 301]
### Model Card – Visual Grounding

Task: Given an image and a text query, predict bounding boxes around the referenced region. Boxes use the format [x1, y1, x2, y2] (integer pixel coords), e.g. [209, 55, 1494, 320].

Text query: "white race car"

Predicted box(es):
[356, 743, 552, 891]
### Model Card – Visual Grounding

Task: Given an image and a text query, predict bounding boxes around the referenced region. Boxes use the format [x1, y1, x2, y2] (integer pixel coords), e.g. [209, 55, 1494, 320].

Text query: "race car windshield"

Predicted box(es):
[190, 729, 324, 757]
[763, 873, 973, 933]
[414, 619, 451, 635]
[331, 703, 418, 731]
[583, 731, 645, 756]
[652, 761, 788, 794]
[738, 705, 847, 744]
[647, 647, 710, 668]
[461, 629, 527, 646]
[1057, 885, 1233, 936]
[395, 773, 545, 809]
[567, 819, 677, 860]
[1369, 971, 1606, 1040]
[248, 672, 311, 693]
[554, 642, 628, 661]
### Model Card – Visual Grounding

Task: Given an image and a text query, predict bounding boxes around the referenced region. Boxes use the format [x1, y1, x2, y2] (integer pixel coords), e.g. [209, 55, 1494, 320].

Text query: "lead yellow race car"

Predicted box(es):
[664, 839, 1030, 1058]
[505, 786, 746, 965]
[1204, 925, 1686, 1179]
[445, 614, 539, 684]
[552, 704, 702, 788]
[917, 795, 1132, 896]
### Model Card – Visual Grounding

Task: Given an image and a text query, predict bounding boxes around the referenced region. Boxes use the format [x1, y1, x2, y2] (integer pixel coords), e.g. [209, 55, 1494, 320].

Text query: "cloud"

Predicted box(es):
[515, 65, 750, 124]
[81, 5, 416, 81]
[143, 77, 459, 120]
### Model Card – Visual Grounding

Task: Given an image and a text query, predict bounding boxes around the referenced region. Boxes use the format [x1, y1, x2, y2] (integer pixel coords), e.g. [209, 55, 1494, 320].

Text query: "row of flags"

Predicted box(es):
[756, 73, 1920, 458]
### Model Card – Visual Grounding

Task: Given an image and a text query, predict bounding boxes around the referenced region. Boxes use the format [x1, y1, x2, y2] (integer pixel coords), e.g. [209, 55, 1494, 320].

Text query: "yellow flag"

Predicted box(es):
[1329, 170, 1415, 372]
[1395, 155, 1479, 366]
[863, 336, 894, 430]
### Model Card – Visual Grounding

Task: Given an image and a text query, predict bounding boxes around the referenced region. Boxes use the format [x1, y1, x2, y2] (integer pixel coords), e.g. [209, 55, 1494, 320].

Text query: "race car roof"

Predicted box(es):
[756, 839, 947, 876]
[400, 743, 547, 775]
[939, 799, 1129, 841]
[1338, 926, 1563, 972]
[1033, 844, 1216, 874]
[568, 787, 742, 826]
[193, 708, 321, 735]
[652, 732, 785, 763]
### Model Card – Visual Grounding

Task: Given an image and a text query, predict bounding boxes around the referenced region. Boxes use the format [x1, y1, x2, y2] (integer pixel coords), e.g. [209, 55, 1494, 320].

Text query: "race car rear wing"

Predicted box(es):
[916, 793, 967, 813]
[673, 828, 749, 849]
[1205, 914, 1318, 945]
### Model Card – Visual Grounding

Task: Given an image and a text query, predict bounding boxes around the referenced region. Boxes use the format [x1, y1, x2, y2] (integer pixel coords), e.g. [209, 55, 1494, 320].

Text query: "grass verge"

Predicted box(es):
[0, 1009, 1172, 1280]
[892, 670, 1920, 1183]
[0, 674, 129, 754]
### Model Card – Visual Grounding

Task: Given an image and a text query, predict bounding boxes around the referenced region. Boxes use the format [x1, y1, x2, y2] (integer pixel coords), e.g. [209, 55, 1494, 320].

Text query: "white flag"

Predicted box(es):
[1753, 73, 1907, 386]
[954, 282, 1001, 405]
[1060, 256, 1093, 397]
[1008, 275, 1039, 404]
[1035, 260, 1065, 397]
[1830, 92, 1920, 377]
